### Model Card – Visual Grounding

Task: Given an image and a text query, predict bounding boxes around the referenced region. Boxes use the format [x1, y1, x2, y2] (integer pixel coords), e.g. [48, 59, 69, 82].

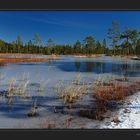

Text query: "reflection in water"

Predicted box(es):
[75, 61, 81, 72]
[85, 62, 94, 72]
[95, 62, 105, 73]
[1, 57, 140, 78]
[57, 60, 140, 77]
[121, 63, 129, 76]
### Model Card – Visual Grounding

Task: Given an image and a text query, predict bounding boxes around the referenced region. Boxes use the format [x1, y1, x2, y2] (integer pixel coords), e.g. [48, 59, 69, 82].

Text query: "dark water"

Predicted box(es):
[54, 57, 140, 77]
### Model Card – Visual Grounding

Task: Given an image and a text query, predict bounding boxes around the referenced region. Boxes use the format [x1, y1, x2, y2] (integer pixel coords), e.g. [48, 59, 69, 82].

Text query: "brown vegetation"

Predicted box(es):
[0, 57, 60, 64]
[91, 80, 140, 119]
[0, 53, 60, 64]
[79, 78, 140, 120]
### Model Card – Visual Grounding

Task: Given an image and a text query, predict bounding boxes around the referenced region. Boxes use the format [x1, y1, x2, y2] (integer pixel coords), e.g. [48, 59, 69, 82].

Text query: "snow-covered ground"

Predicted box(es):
[101, 92, 140, 129]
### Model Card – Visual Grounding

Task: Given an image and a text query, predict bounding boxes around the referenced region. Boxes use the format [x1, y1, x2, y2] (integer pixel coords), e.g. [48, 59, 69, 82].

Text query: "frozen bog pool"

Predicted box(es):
[1, 56, 140, 85]
[0, 56, 140, 128]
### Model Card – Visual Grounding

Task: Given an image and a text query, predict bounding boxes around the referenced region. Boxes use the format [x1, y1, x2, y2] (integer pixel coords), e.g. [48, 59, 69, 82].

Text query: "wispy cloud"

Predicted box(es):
[24, 17, 67, 26]
[0, 12, 97, 29]
[23, 17, 96, 29]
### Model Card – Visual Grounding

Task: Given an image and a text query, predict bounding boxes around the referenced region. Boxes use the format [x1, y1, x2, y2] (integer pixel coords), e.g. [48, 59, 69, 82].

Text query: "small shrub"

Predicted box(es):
[93, 81, 132, 116]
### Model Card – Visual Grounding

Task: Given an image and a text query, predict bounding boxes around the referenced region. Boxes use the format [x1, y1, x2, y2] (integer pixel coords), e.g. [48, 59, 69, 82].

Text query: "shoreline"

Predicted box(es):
[0, 53, 61, 64]
[0, 53, 139, 58]
[73, 54, 103, 58]
[0, 53, 140, 64]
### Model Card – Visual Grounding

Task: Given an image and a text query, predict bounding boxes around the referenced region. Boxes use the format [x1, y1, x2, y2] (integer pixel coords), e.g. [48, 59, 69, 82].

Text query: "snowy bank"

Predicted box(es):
[101, 92, 140, 129]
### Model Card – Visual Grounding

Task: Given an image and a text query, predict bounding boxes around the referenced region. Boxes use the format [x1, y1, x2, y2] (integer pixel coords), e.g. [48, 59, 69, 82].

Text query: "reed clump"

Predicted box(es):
[54, 80, 89, 109]
[6, 79, 30, 99]
[72, 73, 81, 85]
[37, 80, 49, 93]
[27, 99, 38, 117]
[5, 78, 17, 104]
[59, 85, 80, 109]
[16, 80, 30, 98]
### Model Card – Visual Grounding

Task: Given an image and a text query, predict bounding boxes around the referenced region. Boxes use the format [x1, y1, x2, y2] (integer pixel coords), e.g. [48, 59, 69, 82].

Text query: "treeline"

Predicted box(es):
[0, 34, 108, 55]
[0, 21, 140, 56]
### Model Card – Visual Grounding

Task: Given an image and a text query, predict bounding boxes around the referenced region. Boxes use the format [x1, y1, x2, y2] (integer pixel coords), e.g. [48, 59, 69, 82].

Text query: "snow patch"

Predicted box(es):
[101, 92, 140, 129]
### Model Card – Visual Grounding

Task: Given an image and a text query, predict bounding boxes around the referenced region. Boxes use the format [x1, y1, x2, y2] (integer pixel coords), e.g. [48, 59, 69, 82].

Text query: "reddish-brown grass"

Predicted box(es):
[92, 80, 140, 117]
[0, 57, 60, 64]
[93, 82, 133, 102]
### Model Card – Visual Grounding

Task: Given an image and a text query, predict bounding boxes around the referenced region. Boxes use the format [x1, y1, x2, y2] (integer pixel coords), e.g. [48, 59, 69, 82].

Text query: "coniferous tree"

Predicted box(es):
[84, 36, 95, 54]
[108, 21, 120, 55]
[33, 33, 42, 54]
[73, 40, 81, 54]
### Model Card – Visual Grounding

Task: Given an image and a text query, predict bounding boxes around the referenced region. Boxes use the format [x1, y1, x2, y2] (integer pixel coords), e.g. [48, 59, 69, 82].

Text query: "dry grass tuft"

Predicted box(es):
[72, 73, 81, 85]
[27, 99, 38, 117]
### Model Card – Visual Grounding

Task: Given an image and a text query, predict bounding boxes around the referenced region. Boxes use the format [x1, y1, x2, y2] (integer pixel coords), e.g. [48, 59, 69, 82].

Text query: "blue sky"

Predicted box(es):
[0, 11, 140, 46]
